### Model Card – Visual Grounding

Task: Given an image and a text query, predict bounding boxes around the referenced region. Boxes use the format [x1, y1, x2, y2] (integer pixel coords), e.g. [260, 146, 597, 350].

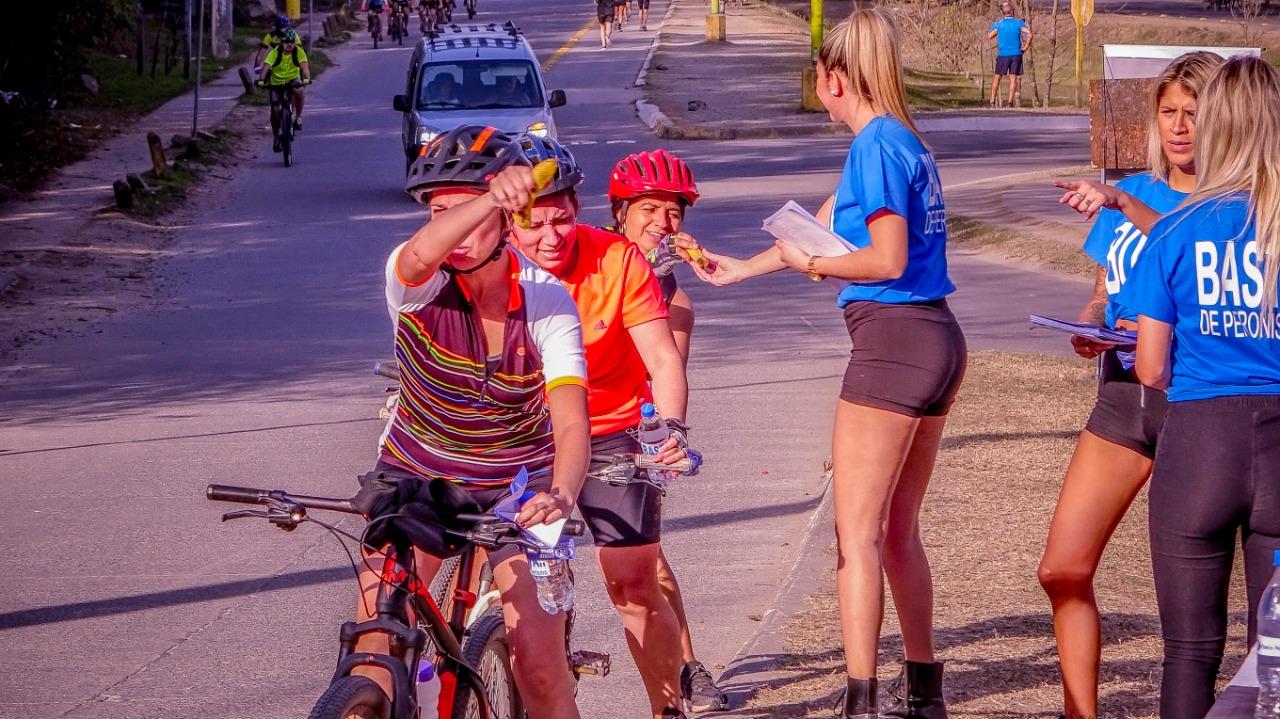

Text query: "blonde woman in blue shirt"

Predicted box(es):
[1119, 56, 1280, 719]
[693, 10, 964, 718]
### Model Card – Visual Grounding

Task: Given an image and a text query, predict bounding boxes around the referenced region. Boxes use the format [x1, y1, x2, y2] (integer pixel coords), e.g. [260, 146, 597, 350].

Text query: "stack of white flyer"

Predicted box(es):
[761, 201, 858, 289]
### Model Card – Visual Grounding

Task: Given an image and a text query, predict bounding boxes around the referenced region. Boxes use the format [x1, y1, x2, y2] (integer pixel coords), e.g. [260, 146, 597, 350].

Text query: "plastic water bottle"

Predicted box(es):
[637, 402, 673, 489]
[1257, 550, 1280, 718]
[417, 658, 441, 717]
[527, 553, 574, 614]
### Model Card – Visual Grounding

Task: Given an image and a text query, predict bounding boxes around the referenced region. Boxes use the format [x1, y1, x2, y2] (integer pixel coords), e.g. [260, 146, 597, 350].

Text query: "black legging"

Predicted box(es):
[1149, 395, 1280, 719]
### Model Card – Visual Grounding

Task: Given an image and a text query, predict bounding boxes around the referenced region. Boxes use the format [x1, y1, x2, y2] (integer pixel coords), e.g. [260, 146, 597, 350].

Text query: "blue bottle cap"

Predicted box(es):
[640, 403, 656, 419]
[1274, 549, 1280, 566]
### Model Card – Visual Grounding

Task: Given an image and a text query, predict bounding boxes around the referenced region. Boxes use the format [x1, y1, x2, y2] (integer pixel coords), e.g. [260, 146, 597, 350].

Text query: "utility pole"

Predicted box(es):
[194, 0, 205, 136]
[706, 0, 725, 40]
[800, 0, 823, 110]
[184, 0, 192, 79]
[307, 0, 315, 50]
[1071, 0, 1094, 106]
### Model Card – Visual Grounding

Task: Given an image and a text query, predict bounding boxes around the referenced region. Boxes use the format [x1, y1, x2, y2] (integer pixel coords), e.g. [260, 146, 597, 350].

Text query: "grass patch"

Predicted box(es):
[948, 214, 1097, 278]
[739, 349, 1249, 718]
[0, 26, 259, 203]
[115, 127, 241, 220]
[905, 67, 988, 110]
[899, 10, 1280, 110]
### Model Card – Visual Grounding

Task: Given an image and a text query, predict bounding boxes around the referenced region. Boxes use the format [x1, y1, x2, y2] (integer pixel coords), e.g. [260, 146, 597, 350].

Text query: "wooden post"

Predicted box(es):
[800, 0, 824, 110]
[147, 132, 168, 177]
[113, 179, 134, 209]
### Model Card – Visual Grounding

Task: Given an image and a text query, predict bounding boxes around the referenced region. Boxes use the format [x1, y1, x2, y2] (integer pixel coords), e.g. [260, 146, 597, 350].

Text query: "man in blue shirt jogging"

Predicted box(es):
[988, 2, 1032, 107]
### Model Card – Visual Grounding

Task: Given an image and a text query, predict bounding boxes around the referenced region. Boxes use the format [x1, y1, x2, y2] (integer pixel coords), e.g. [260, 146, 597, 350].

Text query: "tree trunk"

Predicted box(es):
[1023, 0, 1041, 106]
[1044, 0, 1060, 107]
[210, 0, 233, 59]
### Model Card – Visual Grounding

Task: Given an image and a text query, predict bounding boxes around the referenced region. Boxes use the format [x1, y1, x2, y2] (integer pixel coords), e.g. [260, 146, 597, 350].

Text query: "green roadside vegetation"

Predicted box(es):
[118, 128, 242, 220]
[947, 215, 1097, 278]
[0, 25, 261, 205]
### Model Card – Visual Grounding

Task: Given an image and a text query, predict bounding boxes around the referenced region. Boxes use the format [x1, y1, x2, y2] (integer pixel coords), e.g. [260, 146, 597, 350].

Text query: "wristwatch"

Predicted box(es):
[806, 254, 823, 282]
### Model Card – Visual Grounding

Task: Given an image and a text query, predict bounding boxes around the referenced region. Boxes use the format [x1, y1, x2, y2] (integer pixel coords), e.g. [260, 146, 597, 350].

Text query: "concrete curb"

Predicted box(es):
[716, 471, 835, 712]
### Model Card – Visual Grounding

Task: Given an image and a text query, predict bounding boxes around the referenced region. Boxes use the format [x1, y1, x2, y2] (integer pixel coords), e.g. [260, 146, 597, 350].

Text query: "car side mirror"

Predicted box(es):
[549, 90, 567, 109]
[393, 94, 411, 112]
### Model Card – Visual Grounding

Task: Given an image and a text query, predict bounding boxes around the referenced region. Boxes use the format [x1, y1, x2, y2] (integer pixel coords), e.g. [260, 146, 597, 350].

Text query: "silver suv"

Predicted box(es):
[392, 22, 567, 166]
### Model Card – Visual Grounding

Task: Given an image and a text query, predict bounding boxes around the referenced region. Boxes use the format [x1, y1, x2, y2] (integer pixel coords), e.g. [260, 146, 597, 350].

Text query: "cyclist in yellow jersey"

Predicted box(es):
[256, 29, 310, 148]
[253, 15, 292, 72]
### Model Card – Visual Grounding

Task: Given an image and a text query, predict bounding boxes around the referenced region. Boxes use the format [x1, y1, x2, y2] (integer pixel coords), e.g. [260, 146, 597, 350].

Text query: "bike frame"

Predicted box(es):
[331, 538, 490, 719]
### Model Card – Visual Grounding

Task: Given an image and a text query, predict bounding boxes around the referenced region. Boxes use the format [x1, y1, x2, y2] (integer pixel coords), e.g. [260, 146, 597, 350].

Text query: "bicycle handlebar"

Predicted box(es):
[590, 453, 693, 474]
[207, 484, 356, 513]
[207, 485, 585, 542]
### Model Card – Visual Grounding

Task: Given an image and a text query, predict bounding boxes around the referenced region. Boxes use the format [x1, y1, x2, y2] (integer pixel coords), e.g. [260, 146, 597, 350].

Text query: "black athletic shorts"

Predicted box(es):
[637, 0, 651, 8]
[577, 431, 663, 547]
[597, 9, 613, 23]
[995, 55, 1023, 76]
[370, 459, 551, 563]
[658, 272, 678, 308]
[1083, 349, 1169, 459]
[840, 298, 967, 417]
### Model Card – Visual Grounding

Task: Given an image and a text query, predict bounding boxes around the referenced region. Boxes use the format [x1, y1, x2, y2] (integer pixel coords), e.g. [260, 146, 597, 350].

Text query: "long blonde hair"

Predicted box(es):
[817, 9, 921, 141]
[1146, 51, 1223, 182]
[1187, 55, 1280, 306]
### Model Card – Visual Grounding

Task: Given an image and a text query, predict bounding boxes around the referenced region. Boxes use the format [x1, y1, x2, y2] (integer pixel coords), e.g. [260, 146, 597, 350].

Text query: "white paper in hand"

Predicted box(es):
[761, 201, 858, 257]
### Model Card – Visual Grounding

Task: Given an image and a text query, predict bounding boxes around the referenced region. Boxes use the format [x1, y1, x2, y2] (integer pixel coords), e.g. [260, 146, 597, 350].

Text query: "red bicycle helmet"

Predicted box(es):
[608, 149, 699, 206]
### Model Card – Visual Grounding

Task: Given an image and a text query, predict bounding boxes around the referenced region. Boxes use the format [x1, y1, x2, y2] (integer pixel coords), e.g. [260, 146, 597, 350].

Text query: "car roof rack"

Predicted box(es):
[427, 21, 522, 39]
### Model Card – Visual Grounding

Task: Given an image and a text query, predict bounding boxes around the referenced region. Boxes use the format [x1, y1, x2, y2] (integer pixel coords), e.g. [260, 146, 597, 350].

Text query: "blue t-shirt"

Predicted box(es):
[831, 115, 955, 307]
[1118, 195, 1280, 402]
[1082, 173, 1187, 327]
[990, 17, 1027, 57]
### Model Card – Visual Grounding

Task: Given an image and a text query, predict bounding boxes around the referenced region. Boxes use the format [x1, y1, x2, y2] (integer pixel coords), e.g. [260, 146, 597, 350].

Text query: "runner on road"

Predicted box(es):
[503, 134, 697, 719]
[608, 149, 730, 712]
[1119, 56, 1280, 719]
[1036, 51, 1222, 719]
[596, 0, 615, 48]
[689, 10, 965, 718]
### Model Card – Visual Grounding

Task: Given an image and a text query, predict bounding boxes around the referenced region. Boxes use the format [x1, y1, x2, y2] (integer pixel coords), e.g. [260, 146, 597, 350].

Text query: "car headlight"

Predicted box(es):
[526, 122, 549, 137]
[417, 128, 442, 145]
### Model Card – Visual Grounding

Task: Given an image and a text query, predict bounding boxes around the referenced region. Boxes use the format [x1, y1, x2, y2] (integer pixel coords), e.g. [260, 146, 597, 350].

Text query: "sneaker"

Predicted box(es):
[641, 24, 648, 29]
[273, 137, 282, 153]
[681, 661, 727, 713]
[293, 117, 303, 131]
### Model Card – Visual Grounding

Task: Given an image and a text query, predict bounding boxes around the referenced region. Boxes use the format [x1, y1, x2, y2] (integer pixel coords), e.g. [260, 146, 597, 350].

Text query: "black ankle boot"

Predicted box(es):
[881, 661, 947, 719]
[836, 676, 878, 718]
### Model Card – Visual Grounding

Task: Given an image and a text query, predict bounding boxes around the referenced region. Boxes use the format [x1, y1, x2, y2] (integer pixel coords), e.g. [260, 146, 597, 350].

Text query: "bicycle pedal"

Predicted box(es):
[570, 650, 611, 678]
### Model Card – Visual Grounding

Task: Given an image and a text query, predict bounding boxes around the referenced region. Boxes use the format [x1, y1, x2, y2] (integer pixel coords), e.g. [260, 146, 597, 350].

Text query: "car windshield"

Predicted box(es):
[417, 60, 543, 110]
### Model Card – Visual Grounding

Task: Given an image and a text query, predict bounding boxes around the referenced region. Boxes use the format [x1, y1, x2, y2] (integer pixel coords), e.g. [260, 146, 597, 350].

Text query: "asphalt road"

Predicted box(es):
[0, 2, 1090, 717]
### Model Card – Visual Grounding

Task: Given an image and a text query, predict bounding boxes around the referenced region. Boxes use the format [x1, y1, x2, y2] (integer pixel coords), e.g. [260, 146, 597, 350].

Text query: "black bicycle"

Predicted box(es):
[207, 483, 590, 719]
[263, 79, 306, 167]
[389, 2, 410, 44]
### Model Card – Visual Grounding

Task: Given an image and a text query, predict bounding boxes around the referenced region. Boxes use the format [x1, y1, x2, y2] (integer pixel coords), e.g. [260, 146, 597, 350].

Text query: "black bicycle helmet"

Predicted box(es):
[405, 125, 528, 204]
[517, 134, 584, 198]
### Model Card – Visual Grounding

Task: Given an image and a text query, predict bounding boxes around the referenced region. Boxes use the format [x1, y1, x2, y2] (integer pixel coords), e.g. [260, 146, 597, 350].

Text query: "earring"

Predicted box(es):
[829, 89, 838, 96]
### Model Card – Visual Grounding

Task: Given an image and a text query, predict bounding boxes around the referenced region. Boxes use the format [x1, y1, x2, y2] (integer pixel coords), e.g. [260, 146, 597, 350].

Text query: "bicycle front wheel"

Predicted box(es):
[308, 676, 390, 719]
[450, 609, 523, 719]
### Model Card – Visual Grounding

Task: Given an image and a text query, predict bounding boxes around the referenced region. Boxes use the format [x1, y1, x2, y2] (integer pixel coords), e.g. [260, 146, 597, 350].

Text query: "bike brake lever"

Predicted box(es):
[221, 509, 269, 522]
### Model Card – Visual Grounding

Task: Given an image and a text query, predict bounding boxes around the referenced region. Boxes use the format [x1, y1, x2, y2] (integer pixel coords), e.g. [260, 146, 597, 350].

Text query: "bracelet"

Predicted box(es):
[806, 254, 823, 282]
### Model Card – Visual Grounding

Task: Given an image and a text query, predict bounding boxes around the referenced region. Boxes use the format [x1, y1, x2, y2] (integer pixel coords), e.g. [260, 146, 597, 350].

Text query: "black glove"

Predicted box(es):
[352, 470, 484, 557]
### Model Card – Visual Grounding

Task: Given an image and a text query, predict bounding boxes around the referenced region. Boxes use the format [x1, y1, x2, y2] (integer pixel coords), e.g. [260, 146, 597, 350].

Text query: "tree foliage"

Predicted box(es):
[2, 0, 135, 101]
